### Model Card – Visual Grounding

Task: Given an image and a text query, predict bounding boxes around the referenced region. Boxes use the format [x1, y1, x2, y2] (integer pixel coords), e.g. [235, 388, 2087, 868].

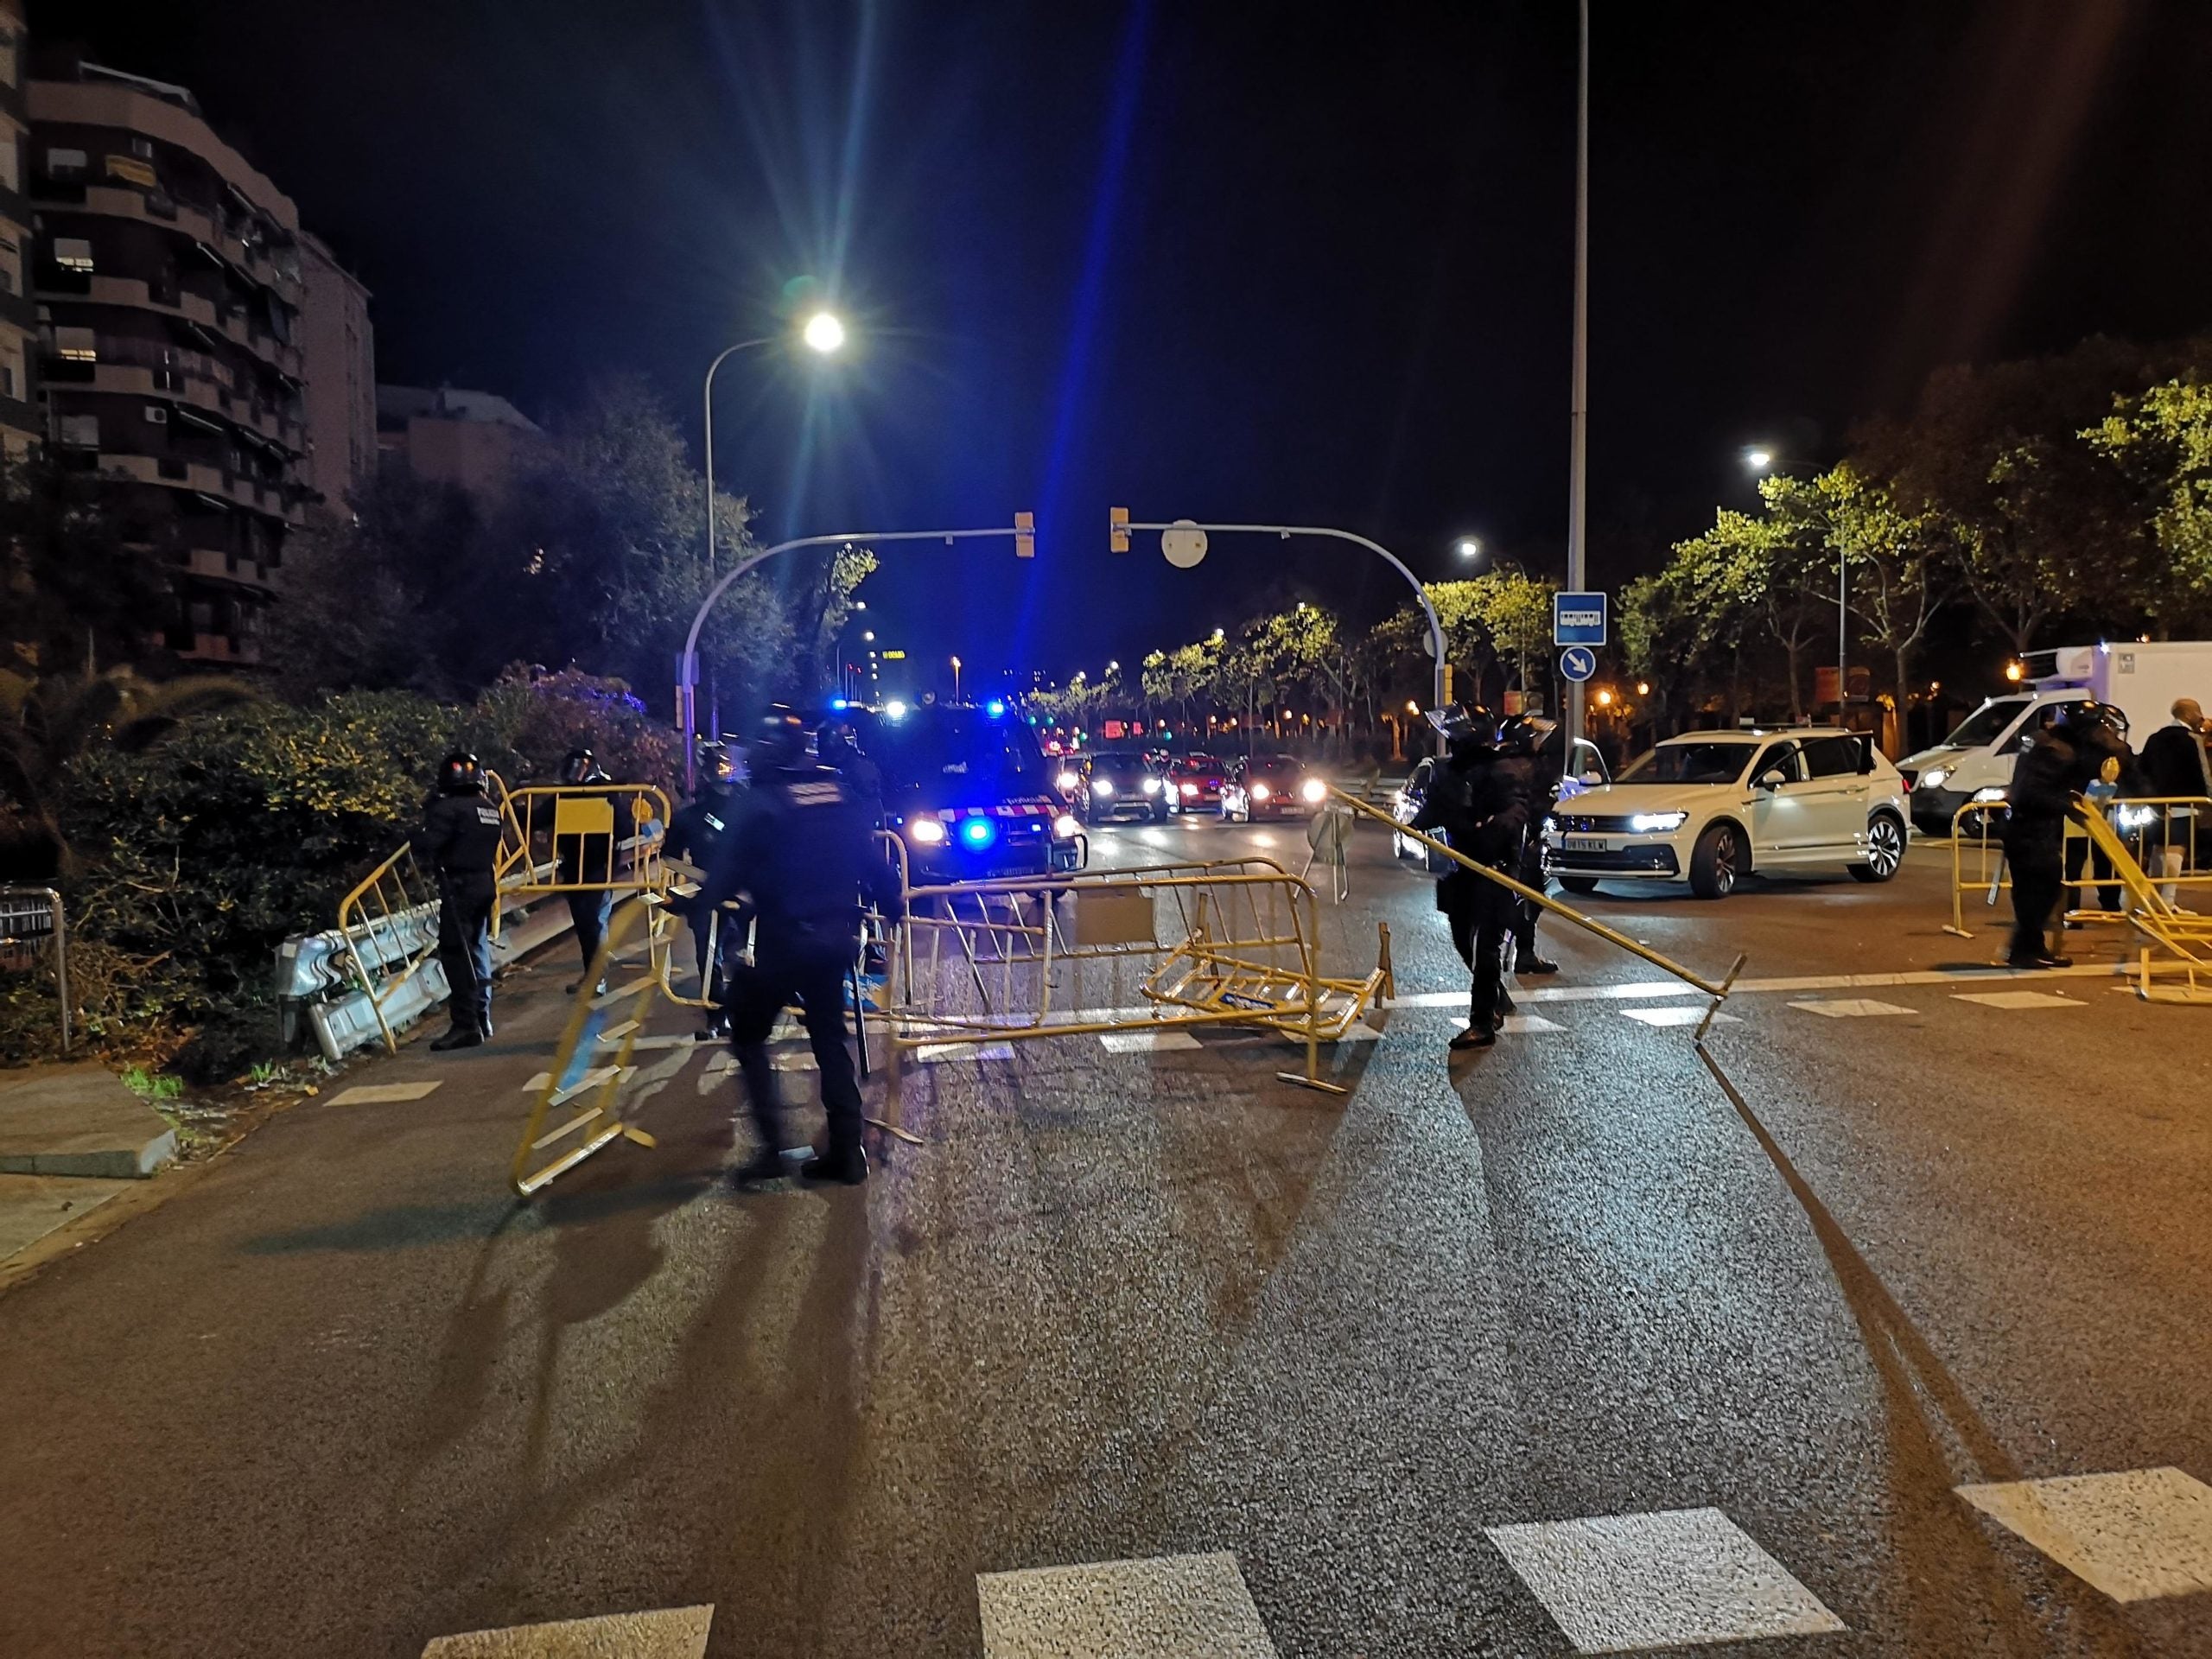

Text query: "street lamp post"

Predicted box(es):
[701, 310, 847, 570]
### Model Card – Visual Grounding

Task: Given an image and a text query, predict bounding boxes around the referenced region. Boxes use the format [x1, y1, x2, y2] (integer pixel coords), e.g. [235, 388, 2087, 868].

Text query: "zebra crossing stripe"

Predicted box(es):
[1955, 1467, 2212, 1602]
[977, 1552, 1276, 1657]
[419, 1603, 713, 1657]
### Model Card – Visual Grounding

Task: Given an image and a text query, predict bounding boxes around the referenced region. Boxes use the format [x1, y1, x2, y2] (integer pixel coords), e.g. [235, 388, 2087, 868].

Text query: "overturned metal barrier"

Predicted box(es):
[878, 842, 1393, 1124]
[2070, 802, 2212, 1004]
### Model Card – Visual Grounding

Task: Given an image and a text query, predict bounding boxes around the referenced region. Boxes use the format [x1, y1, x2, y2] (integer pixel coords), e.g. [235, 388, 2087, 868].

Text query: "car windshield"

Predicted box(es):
[1940, 696, 2032, 750]
[1618, 741, 1754, 785]
[1174, 754, 1221, 772]
[869, 709, 1048, 792]
[1248, 755, 1302, 777]
[1087, 749, 1153, 774]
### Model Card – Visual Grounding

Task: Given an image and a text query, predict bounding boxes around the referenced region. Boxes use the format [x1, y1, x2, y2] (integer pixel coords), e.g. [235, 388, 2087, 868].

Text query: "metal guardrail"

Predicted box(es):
[1, 887, 69, 1053]
[1942, 795, 2212, 940]
[2072, 799, 2212, 1003]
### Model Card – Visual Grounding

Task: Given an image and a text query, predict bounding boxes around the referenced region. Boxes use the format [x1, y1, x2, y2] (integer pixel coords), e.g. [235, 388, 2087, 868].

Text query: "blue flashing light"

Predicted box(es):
[986, 698, 1007, 718]
[830, 697, 849, 711]
[959, 816, 998, 850]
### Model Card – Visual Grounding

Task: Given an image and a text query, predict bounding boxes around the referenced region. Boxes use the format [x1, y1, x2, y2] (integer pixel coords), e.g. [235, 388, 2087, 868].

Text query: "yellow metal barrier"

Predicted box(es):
[1943, 795, 2212, 940]
[493, 783, 671, 907]
[1328, 787, 1741, 1016]
[879, 845, 1392, 1116]
[512, 897, 661, 1194]
[333, 839, 445, 1056]
[2070, 804, 2212, 1003]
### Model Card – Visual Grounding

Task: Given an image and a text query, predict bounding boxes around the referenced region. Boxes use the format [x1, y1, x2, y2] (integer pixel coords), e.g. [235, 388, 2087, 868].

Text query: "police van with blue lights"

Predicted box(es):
[855, 698, 1085, 883]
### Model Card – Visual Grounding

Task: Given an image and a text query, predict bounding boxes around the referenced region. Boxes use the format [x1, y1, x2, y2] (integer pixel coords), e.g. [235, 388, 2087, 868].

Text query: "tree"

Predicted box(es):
[1821, 463, 1951, 709]
[2084, 377, 2212, 632]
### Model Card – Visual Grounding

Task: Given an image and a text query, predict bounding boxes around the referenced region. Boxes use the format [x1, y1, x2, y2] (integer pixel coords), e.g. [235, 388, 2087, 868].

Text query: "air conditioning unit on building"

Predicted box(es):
[143, 404, 168, 424]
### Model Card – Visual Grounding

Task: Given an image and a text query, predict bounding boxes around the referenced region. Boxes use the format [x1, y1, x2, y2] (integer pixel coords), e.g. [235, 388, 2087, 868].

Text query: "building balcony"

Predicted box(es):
[79, 362, 305, 454]
[96, 450, 307, 525]
[179, 632, 264, 667]
[42, 275, 303, 378]
[182, 547, 276, 590]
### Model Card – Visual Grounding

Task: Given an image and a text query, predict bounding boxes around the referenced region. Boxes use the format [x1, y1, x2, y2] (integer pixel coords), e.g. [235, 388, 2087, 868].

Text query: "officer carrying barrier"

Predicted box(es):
[1941, 794, 2212, 942]
[876, 837, 1394, 1113]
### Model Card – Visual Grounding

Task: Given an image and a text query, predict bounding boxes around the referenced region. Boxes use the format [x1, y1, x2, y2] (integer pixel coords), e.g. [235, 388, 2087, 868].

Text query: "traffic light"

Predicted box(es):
[1109, 505, 1129, 553]
[1014, 510, 1034, 559]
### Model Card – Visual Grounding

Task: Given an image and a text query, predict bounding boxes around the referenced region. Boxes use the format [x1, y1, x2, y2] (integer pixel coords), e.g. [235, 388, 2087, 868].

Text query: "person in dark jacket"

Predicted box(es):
[2138, 697, 2211, 899]
[1413, 704, 1526, 1050]
[555, 747, 616, 995]
[664, 746, 746, 1038]
[1500, 715, 1562, 976]
[817, 715, 883, 814]
[688, 703, 905, 1186]
[2003, 702, 2127, 967]
[420, 750, 505, 1051]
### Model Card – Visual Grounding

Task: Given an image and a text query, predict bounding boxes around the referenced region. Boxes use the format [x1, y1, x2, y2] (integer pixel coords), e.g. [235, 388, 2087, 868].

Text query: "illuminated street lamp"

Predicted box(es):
[1456, 537, 1483, 560]
[1743, 447, 1774, 473]
[702, 310, 849, 569]
[950, 654, 963, 702]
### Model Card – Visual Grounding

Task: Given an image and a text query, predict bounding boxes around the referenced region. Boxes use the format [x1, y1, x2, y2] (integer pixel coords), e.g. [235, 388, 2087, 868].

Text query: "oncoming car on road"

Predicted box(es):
[1541, 728, 1908, 899]
[1220, 753, 1326, 822]
[1165, 752, 1226, 815]
[1064, 746, 1171, 823]
[861, 702, 1084, 883]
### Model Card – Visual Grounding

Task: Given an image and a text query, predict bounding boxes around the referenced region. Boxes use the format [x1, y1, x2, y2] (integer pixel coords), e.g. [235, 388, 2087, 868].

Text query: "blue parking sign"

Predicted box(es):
[1554, 590, 1607, 646]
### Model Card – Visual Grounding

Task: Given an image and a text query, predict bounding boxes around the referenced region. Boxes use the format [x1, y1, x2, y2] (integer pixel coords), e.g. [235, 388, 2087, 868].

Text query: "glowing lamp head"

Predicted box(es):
[800, 311, 847, 354]
[1744, 446, 1774, 472]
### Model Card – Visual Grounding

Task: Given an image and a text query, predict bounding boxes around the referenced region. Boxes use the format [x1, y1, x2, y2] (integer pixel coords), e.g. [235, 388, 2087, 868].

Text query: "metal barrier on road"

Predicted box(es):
[2070, 804, 2212, 1003]
[512, 897, 660, 1196]
[1942, 795, 2212, 941]
[0, 887, 69, 1053]
[878, 837, 1393, 1124]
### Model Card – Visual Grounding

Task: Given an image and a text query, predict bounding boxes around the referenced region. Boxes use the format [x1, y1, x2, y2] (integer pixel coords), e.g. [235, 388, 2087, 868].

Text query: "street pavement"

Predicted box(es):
[2, 810, 2209, 1656]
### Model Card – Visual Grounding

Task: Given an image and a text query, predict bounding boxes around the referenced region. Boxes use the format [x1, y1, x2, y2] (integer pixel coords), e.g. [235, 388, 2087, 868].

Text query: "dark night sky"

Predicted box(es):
[37, 1, 2212, 696]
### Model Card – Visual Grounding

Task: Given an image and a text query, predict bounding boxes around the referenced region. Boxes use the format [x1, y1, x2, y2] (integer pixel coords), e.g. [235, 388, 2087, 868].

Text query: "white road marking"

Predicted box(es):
[1788, 998, 1916, 1019]
[1951, 989, 2082, 1010]
[916, 1042, 1015, 1064]
[1499, 1014, 1567, 1033]
[1620, 1006, 1738, 1028]
[1099, 1030, 1204, 1054]
[594, 1020, 640, 1044]
[327, 1082, 442, 1105]
[1389, 960, 2129, 1009]
[977, 1551, 1276, 1657]
[1955, 1468, 2212, 1602]
[420, 1603, 713, 1657]
[1484, 1507, 1845, 1652]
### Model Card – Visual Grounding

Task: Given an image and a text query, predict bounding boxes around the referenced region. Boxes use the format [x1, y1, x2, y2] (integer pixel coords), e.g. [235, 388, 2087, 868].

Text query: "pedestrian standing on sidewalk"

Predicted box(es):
[421, 750, 505, 1052]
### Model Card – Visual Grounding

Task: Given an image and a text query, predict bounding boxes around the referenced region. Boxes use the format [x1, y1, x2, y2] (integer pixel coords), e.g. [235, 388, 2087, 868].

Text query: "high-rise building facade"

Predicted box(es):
[0, 1, 37, 455]
[29, 56, 319, 665]
[298, 231, 372, 516]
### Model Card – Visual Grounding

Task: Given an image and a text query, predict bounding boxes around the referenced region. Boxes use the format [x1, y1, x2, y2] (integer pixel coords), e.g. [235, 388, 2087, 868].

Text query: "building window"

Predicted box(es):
[0, 138, 16, 194]
[58, 414, 100, 448]
[0, 232, 17, 295]
[53, 326, 99, 363]
[44, 146, 88, 178]
[0, 365, 16, 401]
[53, 237, 97, 274]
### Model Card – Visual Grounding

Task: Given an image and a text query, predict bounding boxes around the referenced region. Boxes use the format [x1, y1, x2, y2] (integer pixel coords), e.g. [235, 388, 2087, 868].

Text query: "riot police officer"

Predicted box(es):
[420, 750, 505, 1051]
[556, 747, 615, 995]
[664, 745, 745, 1038]
[690, 703, 903, 1185]
[1501, 715, 1563, 975]
[1414, 703, 1526, 1050]
[2002, 702, 2127, 968]
[817, 715, 882, 814]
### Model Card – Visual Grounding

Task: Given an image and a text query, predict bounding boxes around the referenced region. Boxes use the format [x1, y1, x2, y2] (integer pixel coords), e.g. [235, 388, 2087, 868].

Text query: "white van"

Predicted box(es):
[1900, 641, 2212, 835]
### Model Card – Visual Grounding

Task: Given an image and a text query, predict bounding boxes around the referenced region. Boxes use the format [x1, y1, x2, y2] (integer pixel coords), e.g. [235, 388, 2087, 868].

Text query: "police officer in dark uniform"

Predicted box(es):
[2002, 702, 2127, 968]
[420, 750, 505, 1051]
[816, 715, 882, 815]
[1414, 703, 1527, 1050]
[690, 703, 903, 1185]
[1503, 715, 1564, 975]
[664, 745, 745, 1038]
[556, 747, 616, 995]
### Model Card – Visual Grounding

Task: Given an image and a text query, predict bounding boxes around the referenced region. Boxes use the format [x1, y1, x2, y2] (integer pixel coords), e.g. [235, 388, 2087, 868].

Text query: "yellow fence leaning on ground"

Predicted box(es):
[512, 896, 661, 1195]
[877, 838, 1393, 1118]
[2069, 804, 2212, 1004]
[1942, 795, 2212, 940]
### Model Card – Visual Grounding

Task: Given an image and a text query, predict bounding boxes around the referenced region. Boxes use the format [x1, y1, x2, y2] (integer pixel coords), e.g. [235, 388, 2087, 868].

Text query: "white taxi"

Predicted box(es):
[1542, 728, 1909, 899]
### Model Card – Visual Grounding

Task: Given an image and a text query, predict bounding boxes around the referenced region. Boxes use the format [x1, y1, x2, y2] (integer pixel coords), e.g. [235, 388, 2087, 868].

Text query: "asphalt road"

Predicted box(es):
[2, 810, 2209, 1656]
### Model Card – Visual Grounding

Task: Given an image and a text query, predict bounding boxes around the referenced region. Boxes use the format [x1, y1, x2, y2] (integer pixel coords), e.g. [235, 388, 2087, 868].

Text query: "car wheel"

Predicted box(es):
[1688, 822, 1741, 899]
[1849, 812, 1906, 883]
[1559, 875, 1600, 896]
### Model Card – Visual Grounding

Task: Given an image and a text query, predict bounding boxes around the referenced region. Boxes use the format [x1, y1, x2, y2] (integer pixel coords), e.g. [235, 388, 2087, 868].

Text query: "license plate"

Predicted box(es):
[1565, 836, 1609, 854]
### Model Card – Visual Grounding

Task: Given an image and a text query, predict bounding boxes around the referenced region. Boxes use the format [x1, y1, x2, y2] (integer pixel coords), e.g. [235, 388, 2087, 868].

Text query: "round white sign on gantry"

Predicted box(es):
[1161, 519, 1209, 569]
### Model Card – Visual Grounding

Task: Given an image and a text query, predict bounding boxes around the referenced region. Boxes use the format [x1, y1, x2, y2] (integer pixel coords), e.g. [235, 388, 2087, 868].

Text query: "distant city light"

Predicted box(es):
[801, 311, 847, 353]
[2005, 661, 2024, 683]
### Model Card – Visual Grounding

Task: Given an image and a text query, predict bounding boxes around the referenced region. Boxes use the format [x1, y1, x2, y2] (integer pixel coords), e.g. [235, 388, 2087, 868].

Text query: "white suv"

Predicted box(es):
[1542, 728, 1910, 899]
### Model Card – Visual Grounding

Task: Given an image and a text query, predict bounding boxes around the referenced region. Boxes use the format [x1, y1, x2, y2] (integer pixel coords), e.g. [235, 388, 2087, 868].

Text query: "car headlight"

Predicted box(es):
[1053, 812, 1079, 839]
[1141, 777, 1162, 794]
[1092, 779, 1114, 798]
[1180, 781, 1198, 797]
[2115, 804, 2158, 830]
[1628, 810, 1689, 833]
[908, 818, 947, 845]
[1919, 767, 1949, 791]
[1250, 781, 1271, 800]
[1056, 770, 1080, 791]
[1972, 786, 2006, 803]
[1300, 778, 1326, 804]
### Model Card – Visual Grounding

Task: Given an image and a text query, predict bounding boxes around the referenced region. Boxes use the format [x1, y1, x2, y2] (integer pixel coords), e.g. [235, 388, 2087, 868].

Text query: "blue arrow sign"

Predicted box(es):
[1554, 590, 1608, 645]
[1560, 646, 1599, 683]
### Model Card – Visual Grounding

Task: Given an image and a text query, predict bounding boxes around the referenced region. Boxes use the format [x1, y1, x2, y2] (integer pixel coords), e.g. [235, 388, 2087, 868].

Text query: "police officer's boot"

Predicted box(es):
[1516, 950, 1560, 975]
[730, 1146, 791, 1184]
[430, 1021, 483, 1052]
[801, 1143, 868, 1185]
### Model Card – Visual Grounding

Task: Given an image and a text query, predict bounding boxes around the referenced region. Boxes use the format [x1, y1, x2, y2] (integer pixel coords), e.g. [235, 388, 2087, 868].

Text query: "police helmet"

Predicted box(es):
[1426, 702, 1499, 748]
[816, 718, 858, 766]
[560, 747, 605, 785]
[2059, 700, 2128, 741]
[1497, 714, 1540, 755]
[437, 750, 485, 795]
[749, 702, 810, 772]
